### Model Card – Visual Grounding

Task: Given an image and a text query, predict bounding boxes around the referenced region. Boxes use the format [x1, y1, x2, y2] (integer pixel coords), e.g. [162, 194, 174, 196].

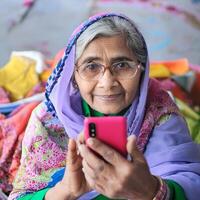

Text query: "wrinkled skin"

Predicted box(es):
[75, 36, 142, 115]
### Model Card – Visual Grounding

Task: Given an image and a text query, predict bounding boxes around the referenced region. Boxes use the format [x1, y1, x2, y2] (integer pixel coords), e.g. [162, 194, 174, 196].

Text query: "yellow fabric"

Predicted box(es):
[150, 64, 171, 78]
[0, 55, 39, 101]
[150, 58, 189, 76]
[40, 69, 52, 82]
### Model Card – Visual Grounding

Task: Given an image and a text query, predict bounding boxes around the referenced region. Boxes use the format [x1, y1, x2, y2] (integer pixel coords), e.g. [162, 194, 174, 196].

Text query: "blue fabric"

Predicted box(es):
[47, 168, 65, 188]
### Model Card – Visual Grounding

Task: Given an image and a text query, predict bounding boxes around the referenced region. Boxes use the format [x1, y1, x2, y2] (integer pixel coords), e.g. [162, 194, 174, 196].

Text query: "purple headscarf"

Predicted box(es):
[45, 12, 149, 139]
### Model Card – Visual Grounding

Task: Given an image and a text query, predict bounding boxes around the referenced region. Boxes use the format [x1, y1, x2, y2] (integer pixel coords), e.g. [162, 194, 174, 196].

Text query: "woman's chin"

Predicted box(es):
[94, 106, 123, 115]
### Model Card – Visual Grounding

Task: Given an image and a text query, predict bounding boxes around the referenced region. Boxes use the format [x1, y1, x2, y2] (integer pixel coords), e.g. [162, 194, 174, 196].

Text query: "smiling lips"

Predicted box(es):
[94, 94, 122, 101]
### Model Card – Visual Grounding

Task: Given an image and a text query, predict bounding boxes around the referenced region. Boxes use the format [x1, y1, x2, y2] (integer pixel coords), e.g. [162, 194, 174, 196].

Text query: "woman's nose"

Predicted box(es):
[98, 68, 117, 89]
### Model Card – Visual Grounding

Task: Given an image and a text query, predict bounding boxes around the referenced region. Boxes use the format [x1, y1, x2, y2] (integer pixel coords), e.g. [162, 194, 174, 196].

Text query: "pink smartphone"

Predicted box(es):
[84, 116, 127, 157]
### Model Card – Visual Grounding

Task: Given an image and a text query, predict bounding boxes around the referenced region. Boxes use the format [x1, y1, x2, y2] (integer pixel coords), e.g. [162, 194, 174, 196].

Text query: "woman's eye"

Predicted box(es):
[115, 62, 129, 69]
[82, 63, 101, 73]
[87, 63, 98, 69]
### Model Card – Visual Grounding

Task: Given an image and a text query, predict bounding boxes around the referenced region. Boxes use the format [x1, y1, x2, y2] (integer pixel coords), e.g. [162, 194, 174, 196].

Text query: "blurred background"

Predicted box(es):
[0, 0, 200, 199]
[0, 0, 200, 66]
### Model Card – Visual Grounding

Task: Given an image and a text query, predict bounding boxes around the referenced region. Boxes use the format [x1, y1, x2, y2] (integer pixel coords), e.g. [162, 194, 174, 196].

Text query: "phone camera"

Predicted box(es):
[89, 123, 96, 138]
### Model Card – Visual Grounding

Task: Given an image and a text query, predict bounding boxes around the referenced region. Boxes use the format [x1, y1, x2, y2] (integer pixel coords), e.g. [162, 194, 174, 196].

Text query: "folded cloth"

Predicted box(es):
[151, 58, 189, 76]
[0, 93, 44, 114]
[0, 87, 10, 104]
[11, 51, 47, 74]
[25, 82, 46, 98]
[190, 71, 200, 106]
[0, 102, 40, 193]
[0, 189, 7, 200]
[150, 63, 171, 78]
[0, 55, 39, 101]
[172, 71, 196, 92]
[175, 98, 200, 143]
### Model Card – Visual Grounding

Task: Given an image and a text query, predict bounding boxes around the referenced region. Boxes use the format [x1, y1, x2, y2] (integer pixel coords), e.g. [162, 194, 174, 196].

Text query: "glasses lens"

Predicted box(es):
[112, 61, 138, 79]
[78, 63, 102, 80]
[77, 61, 140, 80]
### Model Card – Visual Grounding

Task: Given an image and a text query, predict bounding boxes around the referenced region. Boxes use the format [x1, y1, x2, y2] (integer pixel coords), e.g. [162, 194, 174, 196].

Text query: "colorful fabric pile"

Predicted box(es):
[0, 51, 52, 197]
[150, 58, 200, 143]
[0, 49, 199, 198]
[0, 51, 51, 113]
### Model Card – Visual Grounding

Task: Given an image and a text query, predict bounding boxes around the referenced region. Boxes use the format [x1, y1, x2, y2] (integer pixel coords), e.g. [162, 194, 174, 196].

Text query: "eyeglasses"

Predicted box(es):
[75, 60, 144, 81]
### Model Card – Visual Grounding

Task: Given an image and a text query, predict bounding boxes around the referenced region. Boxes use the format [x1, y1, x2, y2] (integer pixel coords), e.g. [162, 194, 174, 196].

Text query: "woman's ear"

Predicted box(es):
[72, 78, 79, 89]
[71, 72, 79, 89]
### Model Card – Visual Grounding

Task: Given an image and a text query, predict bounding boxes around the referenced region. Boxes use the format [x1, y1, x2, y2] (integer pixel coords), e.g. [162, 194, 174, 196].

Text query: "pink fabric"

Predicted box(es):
[137, 79, 179, 152]
[0, 87, 10, 104]
[0, 102, 39, 193]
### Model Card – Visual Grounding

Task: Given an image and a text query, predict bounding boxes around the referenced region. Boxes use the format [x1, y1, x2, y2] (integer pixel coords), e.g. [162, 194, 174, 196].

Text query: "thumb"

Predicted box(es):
[67, 139, 76, 165]
[127, 135, 144, 163]
[66, 139, 80, 170]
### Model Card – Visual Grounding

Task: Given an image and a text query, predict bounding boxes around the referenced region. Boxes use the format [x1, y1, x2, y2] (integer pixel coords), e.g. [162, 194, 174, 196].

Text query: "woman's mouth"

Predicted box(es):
[94, 94, 122, 101]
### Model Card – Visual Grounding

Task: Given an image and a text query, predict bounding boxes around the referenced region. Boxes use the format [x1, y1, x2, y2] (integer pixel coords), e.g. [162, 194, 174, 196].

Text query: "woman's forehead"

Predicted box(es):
[77, 35, 135, 63]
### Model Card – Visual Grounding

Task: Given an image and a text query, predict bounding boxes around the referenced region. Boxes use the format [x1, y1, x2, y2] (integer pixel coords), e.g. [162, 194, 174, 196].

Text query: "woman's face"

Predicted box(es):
[75, 35, 143, 114]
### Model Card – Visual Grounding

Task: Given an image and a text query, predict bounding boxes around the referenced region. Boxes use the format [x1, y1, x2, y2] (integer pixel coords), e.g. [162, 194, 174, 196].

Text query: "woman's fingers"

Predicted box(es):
[84, 138, 125, 166]
[67, 139, 82, 172]
[77, 131, 85, 144]
[127, 135, 146, 163]
[67, 139, 76, 164]
[82, 158, 107, 193]
[68, 138, 76, 151]
[78, 143, 105, 169]
[82, 159, 97, 180]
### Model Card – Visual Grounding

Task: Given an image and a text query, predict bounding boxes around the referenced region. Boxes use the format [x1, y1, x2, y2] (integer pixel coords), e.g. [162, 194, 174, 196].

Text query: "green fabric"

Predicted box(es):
[93, 179, 188, 200]
[82, 99, 104, 117]
[93, 194, 125, 200]
[17, 188, 49, 200]
[165, 179, 187, 200]
[82, 98, 128, 117]
[93, 194, 111, 200]
[175, 97, 200, 143]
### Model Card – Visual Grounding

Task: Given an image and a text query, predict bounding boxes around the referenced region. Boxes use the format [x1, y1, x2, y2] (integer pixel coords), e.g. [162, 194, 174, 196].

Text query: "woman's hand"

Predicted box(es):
[78, 134, 158, 200]
[45, 138, 91, 200]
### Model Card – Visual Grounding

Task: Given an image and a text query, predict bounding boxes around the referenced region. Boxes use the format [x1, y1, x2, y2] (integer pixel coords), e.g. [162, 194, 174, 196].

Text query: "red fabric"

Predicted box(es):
[159, 79, 193, 106]
[190, 72, 200, 106]
[0, 102, 39, 193]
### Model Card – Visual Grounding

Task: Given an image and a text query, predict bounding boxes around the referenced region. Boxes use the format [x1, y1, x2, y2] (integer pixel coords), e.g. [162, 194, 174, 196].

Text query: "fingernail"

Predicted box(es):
[78, 145, 83, 157]
[78, 144, 82, 152]
[128, 135, 136, 140]
[87, 138, 94, 146]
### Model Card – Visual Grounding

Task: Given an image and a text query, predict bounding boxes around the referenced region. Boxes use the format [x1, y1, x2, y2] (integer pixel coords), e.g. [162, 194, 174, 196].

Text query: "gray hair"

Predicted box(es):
[75, 16, 148, 66]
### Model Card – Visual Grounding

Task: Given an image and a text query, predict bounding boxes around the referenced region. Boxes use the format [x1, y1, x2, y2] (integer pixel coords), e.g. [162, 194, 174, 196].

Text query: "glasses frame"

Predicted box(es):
[75, 60, 144, 81]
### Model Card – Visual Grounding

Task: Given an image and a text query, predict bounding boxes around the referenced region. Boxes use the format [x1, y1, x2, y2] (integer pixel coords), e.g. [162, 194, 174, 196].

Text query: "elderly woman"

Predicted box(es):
[9, 13, 200, 200]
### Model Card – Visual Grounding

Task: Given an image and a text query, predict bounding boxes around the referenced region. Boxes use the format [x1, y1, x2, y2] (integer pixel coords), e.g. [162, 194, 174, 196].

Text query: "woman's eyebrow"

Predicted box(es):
[110, 56, 134, 63]
[80, 56, 134, 64]
[81, 56, 101, 64]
